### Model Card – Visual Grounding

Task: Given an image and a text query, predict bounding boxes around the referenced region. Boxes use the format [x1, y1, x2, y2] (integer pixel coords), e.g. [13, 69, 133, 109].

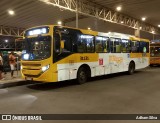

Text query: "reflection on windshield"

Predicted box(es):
[22, 36, 51, 60]
[150, 47, 160, 57]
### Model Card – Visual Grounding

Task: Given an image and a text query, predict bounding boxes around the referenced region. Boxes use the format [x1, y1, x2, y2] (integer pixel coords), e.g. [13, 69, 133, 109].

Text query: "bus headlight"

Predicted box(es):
[23, 53, 30, 60]
[42, 65, 50, 72]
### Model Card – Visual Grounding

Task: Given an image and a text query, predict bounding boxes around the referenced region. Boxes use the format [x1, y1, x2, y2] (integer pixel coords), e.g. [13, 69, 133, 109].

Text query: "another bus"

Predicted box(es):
[21, 25, 150, 84]
[150, 42, 160, 66]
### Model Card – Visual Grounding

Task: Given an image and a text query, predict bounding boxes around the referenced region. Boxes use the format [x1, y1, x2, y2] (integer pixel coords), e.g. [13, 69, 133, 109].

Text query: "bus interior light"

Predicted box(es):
[96, 37, 107, 41]
[80, 35, 93, 39]
[42, 28, 47, 33]
[122, 40, 128, 43]
[96, 37, 102, 40]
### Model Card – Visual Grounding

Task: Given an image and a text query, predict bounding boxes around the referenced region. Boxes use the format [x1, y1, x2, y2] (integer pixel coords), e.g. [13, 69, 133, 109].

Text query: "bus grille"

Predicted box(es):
[22, 63, 41, 67]
[24, 74, 41, 78]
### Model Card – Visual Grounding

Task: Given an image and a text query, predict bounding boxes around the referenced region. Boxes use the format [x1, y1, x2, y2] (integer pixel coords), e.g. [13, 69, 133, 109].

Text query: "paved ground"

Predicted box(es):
[0, 67, 160, 123]
[0, 71, 26, 88]
[0, 71, 22, 83]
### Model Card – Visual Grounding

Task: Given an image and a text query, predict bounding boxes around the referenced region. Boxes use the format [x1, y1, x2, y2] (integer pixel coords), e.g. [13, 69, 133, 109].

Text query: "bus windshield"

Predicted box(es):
[22, 36, 51, 60]
[150, 47, 160, 57]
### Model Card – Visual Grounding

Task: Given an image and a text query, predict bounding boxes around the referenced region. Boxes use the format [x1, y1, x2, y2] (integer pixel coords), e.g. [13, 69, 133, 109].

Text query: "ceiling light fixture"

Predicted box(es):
[142, 17, 146, 21]
[8, 10, 15, 15]
[5, 40, 8, 43]
[116, 6, 122, 11]
[158, 25, 160, 27]
[57, 21, 62, 25]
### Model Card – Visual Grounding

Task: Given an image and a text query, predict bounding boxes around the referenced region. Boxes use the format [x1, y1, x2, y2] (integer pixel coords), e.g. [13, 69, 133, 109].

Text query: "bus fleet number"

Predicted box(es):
[80, 56, 89, 61]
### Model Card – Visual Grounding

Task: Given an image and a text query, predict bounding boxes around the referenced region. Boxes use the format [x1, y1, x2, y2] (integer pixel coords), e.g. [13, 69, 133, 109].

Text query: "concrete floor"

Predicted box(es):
[0, 67, 160, 123]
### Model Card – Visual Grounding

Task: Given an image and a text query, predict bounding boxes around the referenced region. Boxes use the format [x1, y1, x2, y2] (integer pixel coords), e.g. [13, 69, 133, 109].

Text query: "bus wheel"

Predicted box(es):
[77, 67, 87, 84]
[150, 64, 154, 67]
[128, 62, 135, 75]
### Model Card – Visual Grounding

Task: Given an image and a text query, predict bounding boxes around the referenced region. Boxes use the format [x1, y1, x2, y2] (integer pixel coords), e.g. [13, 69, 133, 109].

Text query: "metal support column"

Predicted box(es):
[134, 22, 140, 37]
[76, 0, 79, 28]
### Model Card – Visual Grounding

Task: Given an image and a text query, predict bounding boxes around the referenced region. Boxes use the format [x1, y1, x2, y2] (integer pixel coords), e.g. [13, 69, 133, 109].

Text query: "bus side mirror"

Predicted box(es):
[58, 40, 64, 55]
[60, 40, 64, 49]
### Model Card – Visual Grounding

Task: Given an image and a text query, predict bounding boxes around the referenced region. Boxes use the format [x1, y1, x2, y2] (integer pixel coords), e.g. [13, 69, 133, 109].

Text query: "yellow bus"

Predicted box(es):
[150, 42, 160, 66]
[21, 25, 150, 84]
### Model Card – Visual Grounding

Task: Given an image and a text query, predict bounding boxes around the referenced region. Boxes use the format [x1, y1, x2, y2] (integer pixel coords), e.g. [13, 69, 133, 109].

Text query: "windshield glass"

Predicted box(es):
[22, 36, 51, 60]
[150, 47, 160, 57]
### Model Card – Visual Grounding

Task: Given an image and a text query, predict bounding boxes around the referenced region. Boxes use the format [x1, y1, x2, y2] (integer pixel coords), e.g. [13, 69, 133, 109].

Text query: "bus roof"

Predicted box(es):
[24, 25, 150, 41]
[150, 42, 160, 46]
[130, 36, 150, 42]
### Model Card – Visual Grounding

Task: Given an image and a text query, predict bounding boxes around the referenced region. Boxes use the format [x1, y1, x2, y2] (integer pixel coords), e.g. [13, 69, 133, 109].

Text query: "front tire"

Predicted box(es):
[77, 67, 87, 84]
[128, 62, 135, 75]
[150, 64, 154, 67]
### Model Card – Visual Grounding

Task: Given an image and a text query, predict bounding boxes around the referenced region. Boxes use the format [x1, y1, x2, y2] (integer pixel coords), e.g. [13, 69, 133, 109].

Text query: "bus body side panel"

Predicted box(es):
[56, 53, 98, 81]
[130, 53, 150, 69]
[150, 57, 160, 65]
[56, 52, 150, 82]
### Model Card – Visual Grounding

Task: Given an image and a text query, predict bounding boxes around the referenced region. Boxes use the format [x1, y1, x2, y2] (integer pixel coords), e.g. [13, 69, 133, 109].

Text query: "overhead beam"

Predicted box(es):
[39, 0, 160, 34]
[0, 25, 25, 37]
[63, 15, 87, 25]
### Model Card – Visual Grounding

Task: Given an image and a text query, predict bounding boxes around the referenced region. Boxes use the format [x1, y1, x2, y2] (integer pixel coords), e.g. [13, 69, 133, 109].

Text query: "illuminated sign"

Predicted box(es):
[26, 27, 49, 36]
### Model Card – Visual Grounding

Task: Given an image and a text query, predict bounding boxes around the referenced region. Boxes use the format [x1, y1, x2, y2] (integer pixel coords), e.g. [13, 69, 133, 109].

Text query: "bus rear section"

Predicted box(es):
[150, 42, 160, 66]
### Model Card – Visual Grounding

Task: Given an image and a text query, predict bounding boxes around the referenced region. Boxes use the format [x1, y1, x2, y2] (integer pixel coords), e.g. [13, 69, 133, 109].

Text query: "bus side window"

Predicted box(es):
[115, 38, 121, 53]
[54, 34, 60, 53]
[95, 36, 109, 53]
[110, 38, 121, 53]
[77, 35, 86, 52]
[146, 42, 149, 53]
[78, 35, 94, 53]
[131, 41, 139, 53]
[103, 37, 109, 52]
[121, 39, 131, 53]
[110, 38, 114, 53]
[139, 41, 149, 53]
[61, 34, 72, 53]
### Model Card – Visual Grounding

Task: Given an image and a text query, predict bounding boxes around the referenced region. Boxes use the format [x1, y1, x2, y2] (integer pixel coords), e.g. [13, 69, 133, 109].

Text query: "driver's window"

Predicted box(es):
[54, 33, 60, 53]
[53, 27, 74, 63]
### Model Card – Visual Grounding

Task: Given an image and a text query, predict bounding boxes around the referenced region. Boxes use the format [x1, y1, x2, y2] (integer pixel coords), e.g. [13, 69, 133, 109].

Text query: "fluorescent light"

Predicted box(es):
[8, 10, 15, 15]
[80, 35, 93, 39]
[5, 40, 8, 43]
[96, 37, 102, 40]
[42, 28, 47, 33]
[96, 37, 107, 41]
[122, 40, 128, 43]
[142, 17, 146, 21]
[57, 21, 62, 25]
[35, 42, 39, 45]
[158, 25, 160, 27]
[116, 6, 122, 11]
